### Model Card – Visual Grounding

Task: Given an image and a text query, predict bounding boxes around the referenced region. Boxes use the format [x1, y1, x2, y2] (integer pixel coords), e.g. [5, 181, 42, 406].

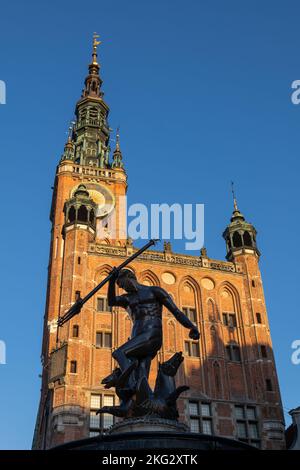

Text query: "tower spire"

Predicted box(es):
[70, 35, 112, 168]
[81, 33, 103, 99]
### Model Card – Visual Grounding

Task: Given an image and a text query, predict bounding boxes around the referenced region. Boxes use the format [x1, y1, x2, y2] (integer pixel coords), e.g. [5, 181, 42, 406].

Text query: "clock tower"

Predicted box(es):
[33, 36, 127, 448]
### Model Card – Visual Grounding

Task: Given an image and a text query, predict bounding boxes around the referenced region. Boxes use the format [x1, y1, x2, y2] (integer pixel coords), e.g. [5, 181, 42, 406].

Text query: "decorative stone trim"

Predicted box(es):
[58, 162, 126, 183]
[88, 243, 243, 274]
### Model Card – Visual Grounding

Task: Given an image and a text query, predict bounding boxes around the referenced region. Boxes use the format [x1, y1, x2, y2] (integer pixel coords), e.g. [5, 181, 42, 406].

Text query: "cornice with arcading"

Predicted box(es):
[57, 162, 127, 184]
[88, 243, 244, 274]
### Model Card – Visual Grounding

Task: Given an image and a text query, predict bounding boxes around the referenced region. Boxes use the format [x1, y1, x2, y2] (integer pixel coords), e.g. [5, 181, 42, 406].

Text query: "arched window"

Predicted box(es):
[72, 325, 79, 338]
[90, 209, 95, 225]
[225, 342, 241, 362]
[233, 231, 243, 248]
[227, 237, 232, 249]
[68, 206, 76, 223]
[78, 205, 88, 222]
[243, 231, 252, 246]
[256, 312, 262, 324]
[70, 360, 77, 373]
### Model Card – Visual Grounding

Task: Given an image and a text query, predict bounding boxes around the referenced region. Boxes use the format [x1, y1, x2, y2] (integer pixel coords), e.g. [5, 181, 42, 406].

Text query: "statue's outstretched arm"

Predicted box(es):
[108, 273, 129, 308]
[154, 287, 200, 339]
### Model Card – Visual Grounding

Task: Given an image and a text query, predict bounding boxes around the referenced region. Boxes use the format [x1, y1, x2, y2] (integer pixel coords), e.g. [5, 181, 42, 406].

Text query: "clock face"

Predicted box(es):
[71, 183, 115, 218]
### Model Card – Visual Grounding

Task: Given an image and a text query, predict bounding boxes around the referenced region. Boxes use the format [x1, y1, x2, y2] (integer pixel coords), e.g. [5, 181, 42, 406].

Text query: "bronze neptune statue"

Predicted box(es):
[97, 268, 200, 419]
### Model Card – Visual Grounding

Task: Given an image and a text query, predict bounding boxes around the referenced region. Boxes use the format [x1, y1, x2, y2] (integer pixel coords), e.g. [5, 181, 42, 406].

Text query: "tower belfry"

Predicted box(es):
[223, 185, 260, 261]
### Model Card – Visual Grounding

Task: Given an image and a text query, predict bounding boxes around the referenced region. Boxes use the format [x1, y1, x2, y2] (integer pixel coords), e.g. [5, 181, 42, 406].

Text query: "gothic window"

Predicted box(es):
[260, 345, 267, 358]
[72, 325, 79, 338]
[256, 312, 262, 324]
[266, 379, 273, 391]
[188, 401, 213, 435]
[70, 360, 77, 373]
[96, 297, 112, 312]
[78, 205, 88, 222]
[68, 206, 76, 223]
[185, 340, 200, 357]
[222, 312, 237, 327]
[243, 231, 252, 246]
[226, 343, 241, 362]
[233, 231, 243, 248]
[95, 331, 112, 348]
[234, 405, 260, 447]
[75, 290, 81, 301]
[182, 307, 197, 323]
[89, 394, 115, 436]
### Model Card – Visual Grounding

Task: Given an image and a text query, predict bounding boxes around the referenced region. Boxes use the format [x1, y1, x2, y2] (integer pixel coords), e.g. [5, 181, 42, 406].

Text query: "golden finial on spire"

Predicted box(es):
[231, 181, 238, 211]
[92, 32, 101, 64]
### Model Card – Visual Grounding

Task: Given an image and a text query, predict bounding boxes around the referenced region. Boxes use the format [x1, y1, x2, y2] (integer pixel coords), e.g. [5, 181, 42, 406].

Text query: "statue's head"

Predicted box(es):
[116, 269, 138, 293]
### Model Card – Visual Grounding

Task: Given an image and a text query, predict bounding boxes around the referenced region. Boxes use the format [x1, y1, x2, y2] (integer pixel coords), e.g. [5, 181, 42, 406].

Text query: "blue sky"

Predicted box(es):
[0, 0, 299, 449]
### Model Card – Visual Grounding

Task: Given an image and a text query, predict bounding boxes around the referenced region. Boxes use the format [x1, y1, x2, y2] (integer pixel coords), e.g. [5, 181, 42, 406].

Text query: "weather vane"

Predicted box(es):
[93, 32, 101, 50]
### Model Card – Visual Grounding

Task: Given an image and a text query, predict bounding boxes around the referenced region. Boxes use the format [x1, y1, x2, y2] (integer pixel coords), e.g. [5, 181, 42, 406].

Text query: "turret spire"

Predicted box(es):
[112, 127, 124, 168]
[116, 127, 120, 151]
[60, 121, 75, 162]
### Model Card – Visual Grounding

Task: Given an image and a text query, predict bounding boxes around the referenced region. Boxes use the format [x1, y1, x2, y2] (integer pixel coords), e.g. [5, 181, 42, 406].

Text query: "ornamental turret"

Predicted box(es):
[63, 184, 97, 234]
[223, 186, 260, 261]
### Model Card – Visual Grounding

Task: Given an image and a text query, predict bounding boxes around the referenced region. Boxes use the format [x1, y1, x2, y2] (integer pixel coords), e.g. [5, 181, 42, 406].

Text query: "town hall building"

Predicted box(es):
[32, 37, 285, 450]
